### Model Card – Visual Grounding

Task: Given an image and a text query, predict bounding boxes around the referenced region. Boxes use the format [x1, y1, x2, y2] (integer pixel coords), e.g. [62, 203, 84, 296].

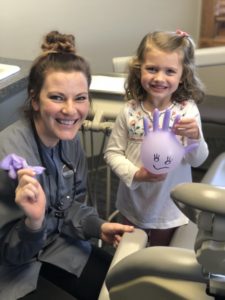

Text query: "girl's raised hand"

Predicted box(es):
[15, 169, 46, 230]
[173, 117, 199, 140]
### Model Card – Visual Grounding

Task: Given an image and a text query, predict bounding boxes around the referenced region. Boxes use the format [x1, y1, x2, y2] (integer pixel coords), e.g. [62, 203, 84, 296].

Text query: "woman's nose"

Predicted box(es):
[62, 100, 76, 114]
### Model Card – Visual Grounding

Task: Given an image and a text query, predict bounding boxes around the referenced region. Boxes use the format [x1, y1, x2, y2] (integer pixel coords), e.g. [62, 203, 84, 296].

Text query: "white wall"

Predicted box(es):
[1, 0, 225, 97]
[0, 0, 201, 73]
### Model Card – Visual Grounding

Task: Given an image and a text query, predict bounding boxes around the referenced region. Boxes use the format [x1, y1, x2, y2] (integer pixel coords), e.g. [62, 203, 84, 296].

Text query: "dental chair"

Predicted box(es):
[112, 56, 132, 73]
[99, 152, 225, 300]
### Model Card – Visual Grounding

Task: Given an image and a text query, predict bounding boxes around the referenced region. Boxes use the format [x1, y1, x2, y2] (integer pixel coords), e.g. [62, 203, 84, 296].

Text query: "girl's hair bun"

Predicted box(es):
[41, 30, 76, 54]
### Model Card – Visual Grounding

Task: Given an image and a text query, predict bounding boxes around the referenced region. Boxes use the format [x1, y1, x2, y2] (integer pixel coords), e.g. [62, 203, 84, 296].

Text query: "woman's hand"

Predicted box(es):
[15, 169, 46, 230]
[100, 223, 134, 247]
[134, 167, 167, 182]
[173, 117, 199, 140]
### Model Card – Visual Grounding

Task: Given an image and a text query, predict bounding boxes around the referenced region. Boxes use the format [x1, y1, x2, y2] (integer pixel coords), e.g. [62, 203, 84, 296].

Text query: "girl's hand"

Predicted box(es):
[15, 169, 46, 230]
[173, 118, 199, 140]
[100, 223, 134, 247]
[134, 167, 167, 182]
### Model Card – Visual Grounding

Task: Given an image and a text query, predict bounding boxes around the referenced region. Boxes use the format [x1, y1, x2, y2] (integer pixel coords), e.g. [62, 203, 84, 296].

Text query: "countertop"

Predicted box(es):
[0, 57, 31, 103]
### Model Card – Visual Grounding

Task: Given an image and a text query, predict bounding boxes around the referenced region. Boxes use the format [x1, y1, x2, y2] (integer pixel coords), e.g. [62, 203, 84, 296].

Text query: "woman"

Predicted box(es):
[0, 31, 133, 300]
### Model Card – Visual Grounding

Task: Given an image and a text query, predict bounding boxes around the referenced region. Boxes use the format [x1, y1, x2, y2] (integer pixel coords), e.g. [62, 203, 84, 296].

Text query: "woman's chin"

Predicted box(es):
[58, 129, 78, 141]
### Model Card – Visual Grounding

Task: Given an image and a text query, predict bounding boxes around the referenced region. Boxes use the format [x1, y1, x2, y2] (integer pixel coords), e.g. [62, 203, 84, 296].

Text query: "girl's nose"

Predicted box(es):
[154, 71, 164, 82]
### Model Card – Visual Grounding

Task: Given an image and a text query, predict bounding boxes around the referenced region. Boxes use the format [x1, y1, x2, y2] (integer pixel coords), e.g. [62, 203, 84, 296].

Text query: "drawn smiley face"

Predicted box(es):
[141, 130, 184, 174]
[141, 109, 197, 174]
[152, 153, 173, 171]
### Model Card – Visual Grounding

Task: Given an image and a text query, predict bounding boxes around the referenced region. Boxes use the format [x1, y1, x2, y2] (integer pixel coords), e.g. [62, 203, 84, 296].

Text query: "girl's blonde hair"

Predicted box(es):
[126, 31, 205, 103]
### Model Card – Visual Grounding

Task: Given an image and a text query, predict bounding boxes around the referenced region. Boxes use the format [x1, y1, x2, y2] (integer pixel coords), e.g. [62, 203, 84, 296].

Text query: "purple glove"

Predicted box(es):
[0, 153, 45, 179]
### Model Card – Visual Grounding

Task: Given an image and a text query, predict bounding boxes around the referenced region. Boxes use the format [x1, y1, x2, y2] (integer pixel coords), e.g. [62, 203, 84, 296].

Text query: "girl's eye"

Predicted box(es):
[166, 69, 176, 75]
[147, 67, 157, 73]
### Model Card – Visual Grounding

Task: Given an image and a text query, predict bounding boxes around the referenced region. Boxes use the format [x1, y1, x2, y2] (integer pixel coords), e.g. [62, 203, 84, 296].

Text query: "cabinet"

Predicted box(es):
[199, 0, 225, 47]
[0, 58, 31, 130]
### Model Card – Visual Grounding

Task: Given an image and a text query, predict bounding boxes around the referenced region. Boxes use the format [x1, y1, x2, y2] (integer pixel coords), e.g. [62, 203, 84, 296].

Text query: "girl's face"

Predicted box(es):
[140, 47, 183, 110]
[32, 71, 90, 147]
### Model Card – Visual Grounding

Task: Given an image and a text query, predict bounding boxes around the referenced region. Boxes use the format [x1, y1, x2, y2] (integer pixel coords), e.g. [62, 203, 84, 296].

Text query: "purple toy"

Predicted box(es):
[0, 153, 45, 179]
[141, 109, 197, 174]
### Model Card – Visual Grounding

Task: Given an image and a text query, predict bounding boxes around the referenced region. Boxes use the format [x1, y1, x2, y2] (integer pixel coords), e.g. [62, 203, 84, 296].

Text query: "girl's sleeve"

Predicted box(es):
[104, 108, 140, 189]
[184, 103, 209, 167]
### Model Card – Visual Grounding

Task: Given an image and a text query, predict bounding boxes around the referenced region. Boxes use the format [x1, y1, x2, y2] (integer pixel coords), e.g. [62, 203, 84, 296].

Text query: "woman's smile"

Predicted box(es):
[55, 118, 77, 126]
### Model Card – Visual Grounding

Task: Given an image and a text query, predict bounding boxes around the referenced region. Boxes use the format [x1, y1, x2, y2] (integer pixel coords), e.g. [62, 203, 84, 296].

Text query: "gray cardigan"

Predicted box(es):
[0, 118, 105, 300]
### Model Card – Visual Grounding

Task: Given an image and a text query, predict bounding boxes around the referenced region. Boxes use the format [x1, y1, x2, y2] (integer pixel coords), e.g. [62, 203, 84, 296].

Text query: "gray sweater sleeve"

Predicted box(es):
[0, 217, 47, 265]
[0, 173, 48, 265]
[61, 200, 105, 239]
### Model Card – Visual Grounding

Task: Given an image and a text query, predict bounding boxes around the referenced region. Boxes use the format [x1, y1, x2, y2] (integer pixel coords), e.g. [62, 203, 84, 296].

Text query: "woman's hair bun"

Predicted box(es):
[41, 30, 76, 54]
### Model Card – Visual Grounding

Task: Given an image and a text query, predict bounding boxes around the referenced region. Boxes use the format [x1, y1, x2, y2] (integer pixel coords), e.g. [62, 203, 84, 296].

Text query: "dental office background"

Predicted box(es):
[0, 0, 224, 97]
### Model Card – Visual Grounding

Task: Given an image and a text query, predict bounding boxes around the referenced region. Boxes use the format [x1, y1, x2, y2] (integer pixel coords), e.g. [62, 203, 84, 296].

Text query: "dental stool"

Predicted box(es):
[101, 152, 225, 300]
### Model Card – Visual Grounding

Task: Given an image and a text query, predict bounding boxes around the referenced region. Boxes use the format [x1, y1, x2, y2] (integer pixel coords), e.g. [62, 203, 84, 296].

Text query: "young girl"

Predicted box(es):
[104, 30, 208, 246]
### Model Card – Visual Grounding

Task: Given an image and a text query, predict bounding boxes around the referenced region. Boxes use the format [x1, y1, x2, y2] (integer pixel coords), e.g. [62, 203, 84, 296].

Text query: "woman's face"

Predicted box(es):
[32, 70, 90, 147]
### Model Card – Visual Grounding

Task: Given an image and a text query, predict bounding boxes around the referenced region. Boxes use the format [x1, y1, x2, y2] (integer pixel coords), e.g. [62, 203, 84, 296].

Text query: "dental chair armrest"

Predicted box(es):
[98, 228, 148, 300]
[171, 182, 225, 216]
[110, 228, 148, 266]
[106, 247, 206, 290]
[170, 153, 225, 224]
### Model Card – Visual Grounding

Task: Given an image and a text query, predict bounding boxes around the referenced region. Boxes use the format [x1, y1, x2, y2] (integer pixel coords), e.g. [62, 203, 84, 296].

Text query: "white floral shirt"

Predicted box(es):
[104, 99, 209, 229]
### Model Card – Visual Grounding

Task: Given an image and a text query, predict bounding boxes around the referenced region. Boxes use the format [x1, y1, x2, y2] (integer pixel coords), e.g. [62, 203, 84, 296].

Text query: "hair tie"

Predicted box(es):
[176, 29, 189, 37]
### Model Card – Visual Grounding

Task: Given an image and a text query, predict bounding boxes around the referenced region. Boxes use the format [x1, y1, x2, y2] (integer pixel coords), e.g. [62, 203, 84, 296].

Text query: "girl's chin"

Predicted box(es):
[150, 98, 164, 106]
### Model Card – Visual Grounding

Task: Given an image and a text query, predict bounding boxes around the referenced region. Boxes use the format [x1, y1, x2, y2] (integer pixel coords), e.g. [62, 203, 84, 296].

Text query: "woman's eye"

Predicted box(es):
[75, 95, 88, 102]
[49, 95, 64, 101]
